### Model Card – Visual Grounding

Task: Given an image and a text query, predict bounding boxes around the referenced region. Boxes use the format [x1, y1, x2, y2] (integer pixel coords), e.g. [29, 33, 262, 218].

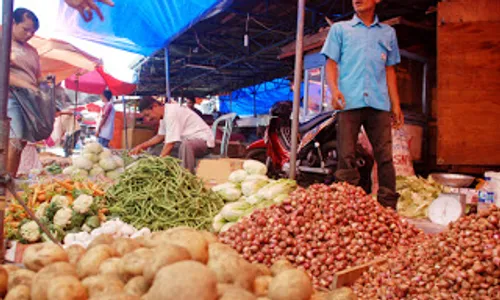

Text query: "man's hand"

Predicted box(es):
[392, 106, 405, 129]
[331, 89, 346, 110]
[64, 0, 114, 22]
[129, 145, 144, 155]
[95, 129, 100, 137]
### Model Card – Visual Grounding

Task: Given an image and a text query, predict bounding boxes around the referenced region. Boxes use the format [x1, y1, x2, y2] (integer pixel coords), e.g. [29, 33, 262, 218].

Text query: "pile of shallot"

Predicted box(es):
[219, 182, 425, 289]
[352, 206, 500, 299]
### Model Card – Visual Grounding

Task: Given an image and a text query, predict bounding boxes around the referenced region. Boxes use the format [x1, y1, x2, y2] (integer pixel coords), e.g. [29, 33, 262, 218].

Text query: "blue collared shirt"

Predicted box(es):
[321, 15, 400, 112]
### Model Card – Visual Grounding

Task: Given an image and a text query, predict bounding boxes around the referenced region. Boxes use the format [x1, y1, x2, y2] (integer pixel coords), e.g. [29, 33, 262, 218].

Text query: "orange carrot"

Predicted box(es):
[55, 179, 74, 191]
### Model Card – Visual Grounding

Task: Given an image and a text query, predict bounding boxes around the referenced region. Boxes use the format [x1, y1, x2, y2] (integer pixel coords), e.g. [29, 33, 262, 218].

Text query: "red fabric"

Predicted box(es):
[65, 66, 136, 96]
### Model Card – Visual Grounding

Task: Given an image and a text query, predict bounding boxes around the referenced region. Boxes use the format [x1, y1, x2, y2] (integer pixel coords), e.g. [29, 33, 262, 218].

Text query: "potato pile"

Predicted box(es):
[0, 227, 351, 300]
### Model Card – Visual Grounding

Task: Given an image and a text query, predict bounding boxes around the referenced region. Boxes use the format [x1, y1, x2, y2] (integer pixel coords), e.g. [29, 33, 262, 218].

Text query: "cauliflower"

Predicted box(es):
[81, 224, 92, 233]
[20, 221, 41, 242]
[99, 158, 117, 171]
[106, 168, 124, 180]
[83, 153, 100, 163]
[71, 168, 89, 178]
[99, 148, 113, 160]
[83, 142, 103, 154]
[73, 194, 94, 214]
[53, 207, 73, 229]
[113, 155, 125, 168]
[62, 166, 76, 175]
[54, 195, 70, 205]
[72, 156, 93, 170]
[35, 202, 49, 219]
[51, 195, 70, 207]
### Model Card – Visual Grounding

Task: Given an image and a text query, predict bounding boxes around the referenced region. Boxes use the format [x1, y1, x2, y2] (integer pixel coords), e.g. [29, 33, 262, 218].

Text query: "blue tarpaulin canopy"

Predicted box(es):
[55, 0, 231, 56]
[219, 78, 303, 117]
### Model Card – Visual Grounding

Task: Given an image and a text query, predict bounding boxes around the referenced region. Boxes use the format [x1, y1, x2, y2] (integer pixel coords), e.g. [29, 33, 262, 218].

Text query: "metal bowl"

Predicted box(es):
[430, 173, 476, 188]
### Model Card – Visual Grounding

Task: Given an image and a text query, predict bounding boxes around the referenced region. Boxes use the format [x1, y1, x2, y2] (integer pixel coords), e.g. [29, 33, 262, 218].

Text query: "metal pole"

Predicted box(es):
[289, 0, 306, 180]
[0, 0, 14, 263]
[122, 96, 129, 150]
[164, 47, 171, 101]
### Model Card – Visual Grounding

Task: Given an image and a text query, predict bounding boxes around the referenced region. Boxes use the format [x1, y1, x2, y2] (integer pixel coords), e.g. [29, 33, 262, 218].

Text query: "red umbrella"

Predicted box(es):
[65, 66, 136, 95]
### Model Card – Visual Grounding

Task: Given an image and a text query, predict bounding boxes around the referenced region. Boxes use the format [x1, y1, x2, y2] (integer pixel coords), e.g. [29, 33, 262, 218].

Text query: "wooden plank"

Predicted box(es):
[330, 258, 387, 289]
[437, 19, 500, 165]
[438, 0, 500, 24]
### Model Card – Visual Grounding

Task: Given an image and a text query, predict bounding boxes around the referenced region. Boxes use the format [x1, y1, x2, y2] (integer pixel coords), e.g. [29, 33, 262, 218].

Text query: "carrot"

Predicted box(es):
[55, 179, 74, 191]
[37, 193, 47, 202]
[74, 182, 83, 190]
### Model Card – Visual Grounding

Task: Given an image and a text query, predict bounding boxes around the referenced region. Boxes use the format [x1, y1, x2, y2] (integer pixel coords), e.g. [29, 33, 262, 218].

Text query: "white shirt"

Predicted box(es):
[98, 102, 115, 140]
[162, 104, 214, 148]
[158, 119, 165, 135]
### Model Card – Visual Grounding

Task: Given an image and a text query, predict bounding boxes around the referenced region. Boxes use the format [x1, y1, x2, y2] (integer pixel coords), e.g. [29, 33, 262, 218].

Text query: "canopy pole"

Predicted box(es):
[289, 0, 306, 180]
[164, 47, 171, 101]
[0, 0, 14, 263]
[122, 96, 129, 150]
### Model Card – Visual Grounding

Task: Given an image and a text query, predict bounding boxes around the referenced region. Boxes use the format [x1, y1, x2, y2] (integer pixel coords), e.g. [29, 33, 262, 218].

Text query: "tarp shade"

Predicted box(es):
[219, 78, 303, 117]
[65, 66, 136, 95]
[56, 0, 232, 56]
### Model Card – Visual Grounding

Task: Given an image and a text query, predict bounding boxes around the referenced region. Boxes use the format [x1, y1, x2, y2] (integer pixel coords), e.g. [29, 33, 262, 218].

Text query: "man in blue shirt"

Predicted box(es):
[321, 0, 404, 209]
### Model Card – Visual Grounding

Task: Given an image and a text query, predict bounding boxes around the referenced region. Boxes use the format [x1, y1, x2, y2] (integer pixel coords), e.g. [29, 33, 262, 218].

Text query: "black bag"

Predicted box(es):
[9, 84, 56, 142]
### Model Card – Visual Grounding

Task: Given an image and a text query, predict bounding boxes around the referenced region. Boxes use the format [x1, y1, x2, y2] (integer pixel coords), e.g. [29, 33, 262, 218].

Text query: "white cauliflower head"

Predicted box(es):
[73, 194, 94, 214]
[51, 195, 70, 207]
[35, 202, 49, 219]
[53, 207, 73, 229]
[20, 221, 41, 242]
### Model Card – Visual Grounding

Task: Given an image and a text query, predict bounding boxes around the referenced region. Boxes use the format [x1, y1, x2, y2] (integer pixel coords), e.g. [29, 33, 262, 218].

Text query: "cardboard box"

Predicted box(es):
[197, 158, 245, 188]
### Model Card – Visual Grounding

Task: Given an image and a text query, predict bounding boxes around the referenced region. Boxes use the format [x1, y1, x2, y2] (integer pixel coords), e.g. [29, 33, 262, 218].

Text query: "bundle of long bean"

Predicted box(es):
[105, 156, 225, 231]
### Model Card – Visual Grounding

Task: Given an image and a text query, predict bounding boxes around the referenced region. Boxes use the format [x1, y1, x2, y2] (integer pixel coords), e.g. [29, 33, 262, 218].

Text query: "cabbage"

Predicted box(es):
[83, 153, 100, 163]
[245, 174, 269, 182]
[83, 142, 103, 154]
[243, 160, 267, 175]
[256, 179, 297, 200]
[212, 183, 236, 192]
[228, 170, 247, 183]
[99, 158, 117, 171]
[71, 168, 88, 178]
[72, 156, 93, 170]
[241, 178, 268, 197]
[212, 213, 226, 232]
[220, 222, 236, 233]
[245, 195, 262, 205]
[220, 201, 251, 222]
[273, 194, 288, 204]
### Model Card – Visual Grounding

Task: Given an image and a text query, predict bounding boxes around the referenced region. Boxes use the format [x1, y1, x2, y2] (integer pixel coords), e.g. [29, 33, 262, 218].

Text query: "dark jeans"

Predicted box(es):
[98, 137, 110, 148]
[336, 107, 399, 209]
[63, 130, 81, 157]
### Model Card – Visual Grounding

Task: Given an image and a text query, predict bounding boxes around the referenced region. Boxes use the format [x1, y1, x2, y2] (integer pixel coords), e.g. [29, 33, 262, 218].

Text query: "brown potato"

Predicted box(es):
[199, 230, 218, 244]
[8, 269, 35, 291]
[254, 276, 273, 297]
[219, 285, 257, 300]
[66, 244, 86, 265]
[112, 238, 141, 257]
[119, 248, 153, 279]
[87, 234, 115, 249]
[270, 259, 294, 276]
[5, 284, 30, 300]
[254, 263, 272, 277]
[46, 275, 87, 300]
[77, 244, 116, 279]
[23, 243, 69, 272]
[268, 269, 313, 300]
[98, 258, 122, 280]
[158, 228, 209, 263]
[82, 275, 124, 298]
[90, 293, 140, 300]
[144, 261, 217, 300]
[124, 276, 149, 297]
[2, 264, 20, 274]
[143, 244, 191, 284]
[32, 262, 78, 300]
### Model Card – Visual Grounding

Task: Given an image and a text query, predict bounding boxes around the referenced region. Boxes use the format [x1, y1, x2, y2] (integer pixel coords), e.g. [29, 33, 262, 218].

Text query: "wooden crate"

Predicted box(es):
[437, 0, 500, 165]
[330, 258, 387, 289]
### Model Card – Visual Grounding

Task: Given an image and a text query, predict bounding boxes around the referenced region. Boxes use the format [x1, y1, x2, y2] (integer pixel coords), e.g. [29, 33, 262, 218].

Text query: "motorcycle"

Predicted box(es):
[245, 101, 373, 190]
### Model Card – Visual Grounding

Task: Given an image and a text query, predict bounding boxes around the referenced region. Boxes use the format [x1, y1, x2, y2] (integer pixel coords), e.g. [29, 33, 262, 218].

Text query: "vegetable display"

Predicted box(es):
[4, 179, 107, 244]
[396, 176, 450, 219]
[105, 156, 225, 231]
[62, 142, 125, 180]
[1, 227, 351, 300]
[211, 161, 297, 233]
[219, 183, 425, 289]
[352, 206, 500, 299]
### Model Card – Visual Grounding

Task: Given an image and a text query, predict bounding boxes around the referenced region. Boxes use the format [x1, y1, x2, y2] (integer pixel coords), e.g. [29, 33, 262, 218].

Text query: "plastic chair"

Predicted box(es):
[212, 113, 237, 157]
